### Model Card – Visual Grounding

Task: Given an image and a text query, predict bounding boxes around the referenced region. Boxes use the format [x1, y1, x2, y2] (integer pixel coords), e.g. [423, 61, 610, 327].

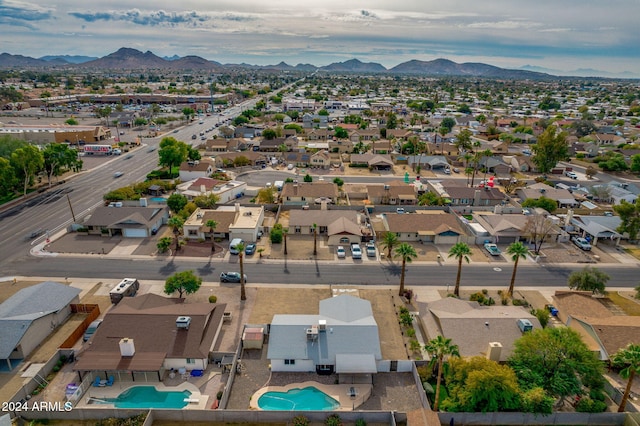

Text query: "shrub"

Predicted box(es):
[355, 419, 367, 426]
[52, 365, 61, 372]
[208, 295, 217, 303]
[575, 397, 607, 413]
[398, 306, 409, 315]
[216, 391, 223, 400]
[482, 289, 488, 295]
[521, 387, 554, 414]
[531, 308, 550, 328]
[406, 328, 416, 338]
[325, 414, 343, 426]
[635, 285, 640, 300]
[400, 312, 413, 327]
[512, 298, 529, 307]
[470, 292, 486, 304]
[292, 415, 310, 426]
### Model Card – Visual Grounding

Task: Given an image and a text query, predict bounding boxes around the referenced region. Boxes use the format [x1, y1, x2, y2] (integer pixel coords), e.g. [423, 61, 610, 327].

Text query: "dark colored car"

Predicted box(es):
[83, 319, 103, 342]
[220, 272, 247, 283]
[245, 243, 256, 255]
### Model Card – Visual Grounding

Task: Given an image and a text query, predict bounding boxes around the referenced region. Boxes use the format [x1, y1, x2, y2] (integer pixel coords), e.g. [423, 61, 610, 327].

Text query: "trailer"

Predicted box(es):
[84, 144, 112, 155]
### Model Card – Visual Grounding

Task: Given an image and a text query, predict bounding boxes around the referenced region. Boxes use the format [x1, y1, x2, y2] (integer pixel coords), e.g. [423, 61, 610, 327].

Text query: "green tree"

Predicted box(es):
[134, 117, 148, 127]
[334, 126, 348, 139]
[205, 219, 218, 253]
[531, 126, 568, 174]
[158, 137, 188, 177]
[164, 270, 202, 298]
[11, 144, 44, 195]
[521, 196, 558, 213]
[156, 236, 172, 253]
[182, 107, 195, 121]
[262, 128, 277, 140]
[43, 143, 80, 187]
[303, 174, 313, 183]
[448, 242, 471, 297]
[425, 336, 460, 411]
[187, 147, 201, 161]
[441, 117, 456, 132]
[381, 232, 399, 259]
[442, 356, 522, 412]
[418, 192, 446, 206]
[567, 266, 609, 295]
[167, 215, 184, 251]
[394, 243, 417, 296]
[509, 327, 604, 405]
[192, 193, 219, 209]
[454, 129, 473, 152]
[332, 177, 344, 189]
[270, 223, 283, 244]
[524, 215, 556, 254]
[506, 242, 529, 297]
[166, 193, 188, 213]
[257, 187, 277, 203]
[65, 118, 78, 125]
[614, 200, 640, 241]
[611, 344, 640, 412]
[0, 157, 17, 197]
[521, 387, 554, 414]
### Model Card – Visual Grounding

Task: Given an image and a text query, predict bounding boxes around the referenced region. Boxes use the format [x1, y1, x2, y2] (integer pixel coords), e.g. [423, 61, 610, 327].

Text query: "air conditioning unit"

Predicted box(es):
[517, 318, 533, 332]
[176, 316, 191, 330]
[318, 319, 327, 332]
[306, 325, 319, 340]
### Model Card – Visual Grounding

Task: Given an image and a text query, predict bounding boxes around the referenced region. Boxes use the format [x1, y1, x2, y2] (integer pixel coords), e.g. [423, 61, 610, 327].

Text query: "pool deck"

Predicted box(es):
[249, 381, 372, 411]
[77, 382, 209, 410]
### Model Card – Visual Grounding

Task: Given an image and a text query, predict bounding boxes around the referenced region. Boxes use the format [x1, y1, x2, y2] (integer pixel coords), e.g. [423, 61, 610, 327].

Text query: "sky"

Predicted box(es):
[2, 0, 640, 77]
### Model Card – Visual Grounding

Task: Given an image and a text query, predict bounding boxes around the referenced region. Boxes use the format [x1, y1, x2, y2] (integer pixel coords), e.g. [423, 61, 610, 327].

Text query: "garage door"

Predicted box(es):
[435, 235, 459, 245]
[123, 228, 148, 238]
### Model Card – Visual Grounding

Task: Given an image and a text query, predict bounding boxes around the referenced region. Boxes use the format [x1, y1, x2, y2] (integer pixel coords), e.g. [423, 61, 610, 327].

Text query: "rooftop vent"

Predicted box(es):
[176, 316, 191, 330]
[318, 319, 327, 332]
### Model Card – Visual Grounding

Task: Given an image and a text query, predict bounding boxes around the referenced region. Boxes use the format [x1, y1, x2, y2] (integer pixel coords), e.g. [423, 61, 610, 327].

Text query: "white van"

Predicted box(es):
[229, 238, 245, 255]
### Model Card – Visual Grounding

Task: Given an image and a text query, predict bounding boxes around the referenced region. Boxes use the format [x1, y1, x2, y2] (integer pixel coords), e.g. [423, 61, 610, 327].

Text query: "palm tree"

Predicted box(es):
[395, 243, 418, 296]
[312, 223, 318, 256]
[205, 219, 218, 253]
[167, 216, 184, 252]
[448, 242, 472, 297]
[381, 232, 399, 259]
[506, 242, 528, 297]
[236, 242, 247, 301]
[612, 344, 640, 412]
[425, 336, 460, 411]
[438, 127, 448, 155]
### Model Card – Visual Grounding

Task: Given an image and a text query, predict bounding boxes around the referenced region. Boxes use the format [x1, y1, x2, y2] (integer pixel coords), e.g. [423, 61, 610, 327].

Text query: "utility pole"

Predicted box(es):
[66, 194, 76, 223]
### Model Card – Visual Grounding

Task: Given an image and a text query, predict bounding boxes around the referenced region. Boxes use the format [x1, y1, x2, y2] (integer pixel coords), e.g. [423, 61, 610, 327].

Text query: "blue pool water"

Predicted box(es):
[100, 386, 191, 409]
[258, 386, 340, 411]
[149, 197, 167, 203]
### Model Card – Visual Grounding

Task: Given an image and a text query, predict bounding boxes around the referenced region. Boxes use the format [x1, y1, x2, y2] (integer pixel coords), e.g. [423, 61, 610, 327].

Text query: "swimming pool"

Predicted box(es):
[149, 197, 167, 203]
[257, 386, 340, 411]
[98, 386, 191, 409]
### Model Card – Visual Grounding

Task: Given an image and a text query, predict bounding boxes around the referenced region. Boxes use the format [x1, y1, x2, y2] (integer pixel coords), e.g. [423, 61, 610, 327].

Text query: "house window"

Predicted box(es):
[284, 359, 296, 365]
[295, 226, 301, 233]
[188, 230, 198, 236]
[396, 233, 400, 237]
[186, 358, 195, 364]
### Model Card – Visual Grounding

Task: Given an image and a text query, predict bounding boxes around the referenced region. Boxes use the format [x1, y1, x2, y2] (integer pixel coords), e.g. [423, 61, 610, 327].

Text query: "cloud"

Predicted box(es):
[68, 9, 211, 27]
[0, 0, 52, 29]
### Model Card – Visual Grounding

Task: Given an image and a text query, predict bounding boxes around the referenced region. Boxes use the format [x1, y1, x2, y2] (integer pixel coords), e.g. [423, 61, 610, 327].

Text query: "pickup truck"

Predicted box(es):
[350, 243, 362, 259]
[484, 243, 501, 256]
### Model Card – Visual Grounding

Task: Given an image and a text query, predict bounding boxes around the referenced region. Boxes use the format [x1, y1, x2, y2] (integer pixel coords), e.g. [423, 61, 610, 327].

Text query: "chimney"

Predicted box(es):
[235, 202, 240, 212]
[321, 200, 328, 210]
[486, 342, 502, 362]
[473, 190, 481, 206]
[119, 338, 136, 357]
[200, 185, 206, 193]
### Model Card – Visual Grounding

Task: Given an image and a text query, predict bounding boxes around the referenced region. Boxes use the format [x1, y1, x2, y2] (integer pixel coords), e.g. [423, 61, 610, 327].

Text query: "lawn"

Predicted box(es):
[608, 291, 640, 316]
[623, 247, 640, 261]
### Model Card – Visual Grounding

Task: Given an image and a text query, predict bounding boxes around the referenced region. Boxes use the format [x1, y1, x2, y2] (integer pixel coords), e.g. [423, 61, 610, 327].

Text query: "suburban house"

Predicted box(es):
[552, 291, 640, 361]
[267, 294, 382, 374]
[175, 177, 247, 203]
[516, 183, 579, 208]
[83, 206, 169, 238]
[349, 129, 379, 143]
[306, 128, 333, 141]
[287, 210, 369, 244]
[419, 297, 541, 362]
[328, 138, 354, 154]
[568, 214, 623, 246]
[178, 159, 214, 182]
[382, 211, 466, 244]
[259, 136, 298, 152]
[280, 182, 338, 206]
[212, 151, 269, 168]
[472, 212, 562, 244]
[427, 180, 506, 207]
[310, 150, 331, 169]
[183, 205, 264, 243]
[284, 152, 312, 167]
[366, 182, 417, 206]
[591, 183, 638, 205]
[407, 155, 450, 171]
[74, 293, 227, 379]
[0, 281, 81, 370]
[349, 153, 394, 171]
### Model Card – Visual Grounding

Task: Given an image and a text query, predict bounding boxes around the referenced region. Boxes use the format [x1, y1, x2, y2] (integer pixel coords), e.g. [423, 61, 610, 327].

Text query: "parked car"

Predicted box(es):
[113, 172, 124, 178]
[396, 207, 405, 214]
[220, 272, 247, 283]
[245, 243, 256, 255]
[336, 246, 346, 258]
[191, 134, 197, 139]
[572, 236, 592, 251]
[565, 171, 578, 179]
[366, 242, 376, 257]
[484, 243, 501, 256]
[83, 319, 103, 342]
[350, 243, 362, 259]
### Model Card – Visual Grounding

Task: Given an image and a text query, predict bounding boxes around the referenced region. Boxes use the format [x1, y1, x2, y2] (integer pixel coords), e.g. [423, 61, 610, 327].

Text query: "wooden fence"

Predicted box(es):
[59, 304, 100, 349]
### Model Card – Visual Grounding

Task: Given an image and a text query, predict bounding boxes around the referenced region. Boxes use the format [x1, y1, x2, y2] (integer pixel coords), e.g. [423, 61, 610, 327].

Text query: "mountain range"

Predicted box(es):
[0, 47, 634, 79]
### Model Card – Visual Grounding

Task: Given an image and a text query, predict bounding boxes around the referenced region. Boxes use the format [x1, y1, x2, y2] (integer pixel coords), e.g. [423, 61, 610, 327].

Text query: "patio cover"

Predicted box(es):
[74, 351, 166, 372]
[335, 353, 377, 374]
